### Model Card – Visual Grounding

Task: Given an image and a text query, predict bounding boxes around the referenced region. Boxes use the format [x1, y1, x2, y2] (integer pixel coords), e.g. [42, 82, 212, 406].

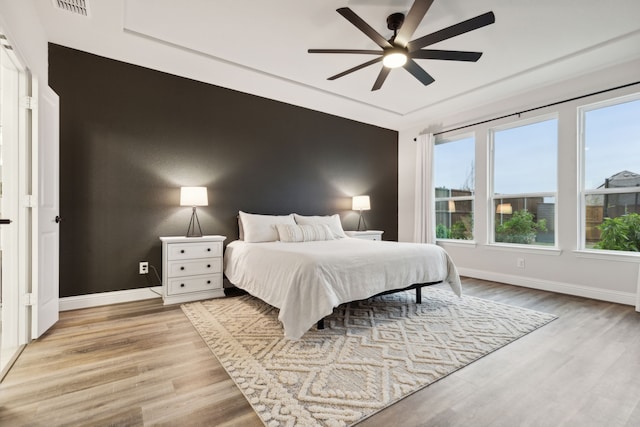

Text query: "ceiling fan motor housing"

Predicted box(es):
[387, 12, 405, 44]
[387, 12, 405, 32]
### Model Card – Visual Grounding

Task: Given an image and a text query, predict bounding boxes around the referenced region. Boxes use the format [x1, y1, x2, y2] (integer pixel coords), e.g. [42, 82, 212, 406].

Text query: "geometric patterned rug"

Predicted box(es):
[181, 288, 556, 427]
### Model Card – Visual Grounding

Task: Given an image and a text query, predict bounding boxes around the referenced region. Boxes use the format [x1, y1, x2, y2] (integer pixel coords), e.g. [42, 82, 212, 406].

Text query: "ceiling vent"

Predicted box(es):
[52, 0, 90, 17]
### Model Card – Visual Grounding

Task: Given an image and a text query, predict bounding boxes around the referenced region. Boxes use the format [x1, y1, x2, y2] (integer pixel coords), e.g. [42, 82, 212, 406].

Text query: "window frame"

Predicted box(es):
[578, 92, 640, 253]
[433, 133, 476, 242]
[488, 113, 559, 247]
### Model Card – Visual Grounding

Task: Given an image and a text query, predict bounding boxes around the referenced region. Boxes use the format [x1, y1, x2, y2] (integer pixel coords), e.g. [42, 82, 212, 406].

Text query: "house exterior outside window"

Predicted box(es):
[490, 116, 558, 246]
[580, 95, 640, 252]
[434, 135, 475, 241]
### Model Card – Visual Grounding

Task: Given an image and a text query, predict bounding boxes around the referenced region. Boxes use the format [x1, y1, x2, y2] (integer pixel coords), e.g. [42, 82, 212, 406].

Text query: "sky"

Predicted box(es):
[434, 97, 640, 194]
[434, 136, 475, 194]
[494, 118, 557, 194]
[584, 98, 640, 189]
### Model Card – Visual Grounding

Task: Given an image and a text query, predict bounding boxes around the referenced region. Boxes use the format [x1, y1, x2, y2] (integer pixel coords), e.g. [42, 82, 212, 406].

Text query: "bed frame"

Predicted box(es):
[316, 281, 441, 330]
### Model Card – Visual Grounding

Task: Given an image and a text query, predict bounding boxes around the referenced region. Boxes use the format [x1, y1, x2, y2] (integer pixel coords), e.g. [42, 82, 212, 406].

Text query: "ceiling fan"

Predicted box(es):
[308, 0, 495, 91]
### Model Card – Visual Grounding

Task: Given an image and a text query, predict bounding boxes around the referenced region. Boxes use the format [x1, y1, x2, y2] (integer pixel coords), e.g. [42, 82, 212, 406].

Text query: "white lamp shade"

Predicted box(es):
[352, 195, 371, 211]
[180, 187, 208, 207]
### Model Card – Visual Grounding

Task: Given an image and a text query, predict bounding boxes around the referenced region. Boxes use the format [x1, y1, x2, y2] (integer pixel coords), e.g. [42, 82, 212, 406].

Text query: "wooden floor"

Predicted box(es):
[1, 278, 639, 426]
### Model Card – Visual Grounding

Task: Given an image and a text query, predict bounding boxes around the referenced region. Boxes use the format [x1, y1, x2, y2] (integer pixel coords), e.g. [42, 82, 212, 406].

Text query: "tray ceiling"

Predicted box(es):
[34, 0, 640, 130]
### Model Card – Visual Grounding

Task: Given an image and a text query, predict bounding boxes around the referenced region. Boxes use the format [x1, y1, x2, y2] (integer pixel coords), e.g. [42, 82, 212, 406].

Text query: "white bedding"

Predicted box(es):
[224, 238, 462, 339]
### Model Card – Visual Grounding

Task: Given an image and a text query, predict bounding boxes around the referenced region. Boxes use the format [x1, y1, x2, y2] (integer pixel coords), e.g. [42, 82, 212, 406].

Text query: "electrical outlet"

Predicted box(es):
[516, 258, 525, 269]
[139, 261, 149, 275]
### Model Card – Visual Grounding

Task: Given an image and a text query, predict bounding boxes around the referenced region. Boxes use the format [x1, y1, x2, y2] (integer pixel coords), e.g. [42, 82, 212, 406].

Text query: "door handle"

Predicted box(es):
[0, 219, 12, 225]
[55, 216, 62, 223]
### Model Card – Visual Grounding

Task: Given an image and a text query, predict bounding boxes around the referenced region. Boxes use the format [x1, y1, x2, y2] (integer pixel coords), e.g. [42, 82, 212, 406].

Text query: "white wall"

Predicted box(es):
[399, 58, 640, 306]
[0, 1, 48, 82]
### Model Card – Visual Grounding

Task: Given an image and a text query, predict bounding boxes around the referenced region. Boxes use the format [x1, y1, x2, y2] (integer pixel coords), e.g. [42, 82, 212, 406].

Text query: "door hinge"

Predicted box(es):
[23, 195, 35, 208]
[21, 293, 35, 306]
[21, 96, 36, 110]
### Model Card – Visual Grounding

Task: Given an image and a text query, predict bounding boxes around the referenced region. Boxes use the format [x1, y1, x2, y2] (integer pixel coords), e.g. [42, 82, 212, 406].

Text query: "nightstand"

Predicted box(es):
[345, 230, 384, 241]
[159, 235, 226, 305]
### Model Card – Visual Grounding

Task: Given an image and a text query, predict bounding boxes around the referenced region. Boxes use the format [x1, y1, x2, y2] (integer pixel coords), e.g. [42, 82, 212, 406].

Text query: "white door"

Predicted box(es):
[31, 82, 59, 339]
[0, 38, 21, 372]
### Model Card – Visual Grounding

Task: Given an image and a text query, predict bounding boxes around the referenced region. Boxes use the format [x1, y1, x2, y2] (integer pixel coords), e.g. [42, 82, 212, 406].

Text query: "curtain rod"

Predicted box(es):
[413, 80, 640, 140]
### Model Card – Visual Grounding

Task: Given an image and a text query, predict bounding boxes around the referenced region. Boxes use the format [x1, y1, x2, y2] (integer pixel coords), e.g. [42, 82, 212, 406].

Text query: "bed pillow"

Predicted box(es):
[238, 215, 244, 240]
[293, 213, 347, 238]
[238, 211, 296, 243]
[276, 224, 335, 243]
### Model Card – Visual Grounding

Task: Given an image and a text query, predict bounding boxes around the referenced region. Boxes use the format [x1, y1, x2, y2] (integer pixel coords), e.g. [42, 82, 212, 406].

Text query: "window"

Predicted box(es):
[434, 135, 475, 241]
[490, 117, 557, 245]
[580, 95, 640, 252]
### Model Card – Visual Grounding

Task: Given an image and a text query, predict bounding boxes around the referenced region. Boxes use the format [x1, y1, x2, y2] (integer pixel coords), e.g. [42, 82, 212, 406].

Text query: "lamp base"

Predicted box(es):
[186, 207, 204, 238]
[357, 212, 368, 231]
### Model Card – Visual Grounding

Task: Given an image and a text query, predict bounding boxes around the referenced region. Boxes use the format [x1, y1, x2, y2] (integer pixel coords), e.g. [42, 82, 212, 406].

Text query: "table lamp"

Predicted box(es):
[180, 186, 208, 237]
[352, 195, 371, 231]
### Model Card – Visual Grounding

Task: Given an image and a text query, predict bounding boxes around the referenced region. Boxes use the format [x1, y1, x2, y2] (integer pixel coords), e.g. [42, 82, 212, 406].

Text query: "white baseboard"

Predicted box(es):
[59, 286, 162, 311]
[457, 267, 637, 307]
[59, 272, 638, 312]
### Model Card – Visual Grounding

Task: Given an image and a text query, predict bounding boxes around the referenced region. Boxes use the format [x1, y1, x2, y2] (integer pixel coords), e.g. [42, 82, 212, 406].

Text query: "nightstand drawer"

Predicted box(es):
[167, 274, 222, 295]
[345, 230, 384, 241]
[358, 234, 381, 241]
[167, 258, 221, 277]
[168, 242, 222, 260]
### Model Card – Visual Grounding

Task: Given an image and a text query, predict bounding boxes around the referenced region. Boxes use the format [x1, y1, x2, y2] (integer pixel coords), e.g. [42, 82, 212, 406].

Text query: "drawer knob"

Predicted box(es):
[180, 283, 185, 288]
[207, 264, 211, 268]
[207, 248, 211, 252]
[207, 280, 211, 284]
[180, 249, 185, 253]
[180, 266, 185, 271]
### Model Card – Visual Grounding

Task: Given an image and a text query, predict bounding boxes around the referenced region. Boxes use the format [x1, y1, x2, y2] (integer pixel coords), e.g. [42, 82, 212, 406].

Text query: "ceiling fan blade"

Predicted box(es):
[411, 49, 483, 62]
[337, 7, 392, 49]
[395, 0, 435, 46]
[308, 49, 382, 55]
[403, 59, 435, 86]
[407, 11, 495, 52]
[328, 57, 383, 81]
[371, 67, 392, 91]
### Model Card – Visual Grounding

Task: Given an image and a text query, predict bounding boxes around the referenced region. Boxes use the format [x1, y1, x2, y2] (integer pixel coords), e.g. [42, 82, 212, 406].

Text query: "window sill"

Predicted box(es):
[573, 249, 640, 263]
[436, 239, 477, 248]
[486, 243, 562, 256]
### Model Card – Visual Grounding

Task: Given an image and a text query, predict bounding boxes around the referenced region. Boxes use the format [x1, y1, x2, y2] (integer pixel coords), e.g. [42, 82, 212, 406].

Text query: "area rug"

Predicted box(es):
[182, 288, 556, 427]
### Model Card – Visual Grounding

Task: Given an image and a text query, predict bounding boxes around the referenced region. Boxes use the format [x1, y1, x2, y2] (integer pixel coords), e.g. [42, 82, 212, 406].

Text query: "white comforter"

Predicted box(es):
[224, 238, 462, 339]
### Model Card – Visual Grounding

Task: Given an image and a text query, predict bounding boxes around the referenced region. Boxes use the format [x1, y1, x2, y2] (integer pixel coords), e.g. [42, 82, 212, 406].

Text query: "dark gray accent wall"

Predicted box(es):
[49, 44, 398, 298]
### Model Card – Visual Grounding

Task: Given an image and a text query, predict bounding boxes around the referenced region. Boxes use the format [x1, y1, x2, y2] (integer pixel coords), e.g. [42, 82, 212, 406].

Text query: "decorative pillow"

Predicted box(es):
[293, 213, 347, 238]
[238, 211, 296, 243]
[276, 224, 335, 243]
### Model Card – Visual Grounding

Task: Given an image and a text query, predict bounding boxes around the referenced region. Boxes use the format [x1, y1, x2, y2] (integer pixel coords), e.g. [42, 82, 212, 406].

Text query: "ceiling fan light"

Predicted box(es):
[383, 51, 407, 68]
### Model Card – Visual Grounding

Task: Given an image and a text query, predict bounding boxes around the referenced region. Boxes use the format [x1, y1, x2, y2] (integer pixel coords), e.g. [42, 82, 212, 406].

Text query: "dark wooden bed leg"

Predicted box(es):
[317, 319, 325, 330]
[416, 286, 422, 304]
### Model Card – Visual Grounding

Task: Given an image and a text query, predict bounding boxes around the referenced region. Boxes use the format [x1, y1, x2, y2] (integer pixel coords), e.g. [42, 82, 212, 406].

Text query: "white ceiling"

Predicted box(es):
[34, 0, 640, 130]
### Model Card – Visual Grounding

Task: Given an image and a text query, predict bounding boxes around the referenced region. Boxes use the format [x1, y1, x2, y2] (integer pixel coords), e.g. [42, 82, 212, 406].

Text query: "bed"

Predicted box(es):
[224, 212, 462, 339]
